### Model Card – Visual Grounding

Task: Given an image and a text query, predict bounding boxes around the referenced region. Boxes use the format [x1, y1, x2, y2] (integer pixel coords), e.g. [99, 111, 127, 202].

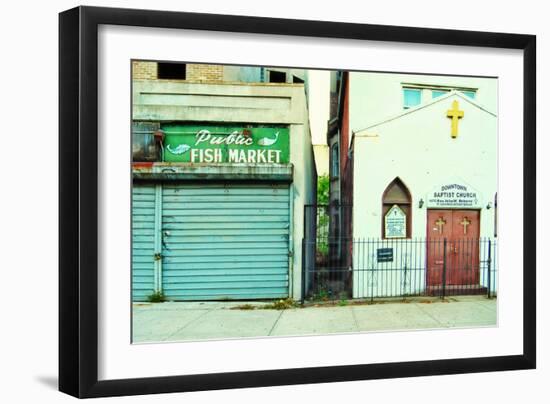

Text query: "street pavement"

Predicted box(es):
[132, 295, 497, 343]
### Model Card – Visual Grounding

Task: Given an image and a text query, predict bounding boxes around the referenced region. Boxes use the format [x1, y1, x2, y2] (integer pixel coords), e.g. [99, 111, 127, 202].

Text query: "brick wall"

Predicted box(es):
[186, 64, 224, 82]
[132, 61, 224, 82]
[132, 61, 157, 80]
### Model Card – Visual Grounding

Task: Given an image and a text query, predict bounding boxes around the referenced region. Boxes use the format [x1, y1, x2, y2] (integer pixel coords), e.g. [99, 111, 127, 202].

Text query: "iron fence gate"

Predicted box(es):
[302, 204, 353, 300]
[302, 206, 497, 302]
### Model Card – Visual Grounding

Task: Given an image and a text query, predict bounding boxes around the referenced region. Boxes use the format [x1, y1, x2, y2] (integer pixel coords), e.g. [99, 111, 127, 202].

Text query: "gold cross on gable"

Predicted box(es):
[446, 100, 464, 138]
[435, 217, 446, 234]
[460, 217, 471, 235]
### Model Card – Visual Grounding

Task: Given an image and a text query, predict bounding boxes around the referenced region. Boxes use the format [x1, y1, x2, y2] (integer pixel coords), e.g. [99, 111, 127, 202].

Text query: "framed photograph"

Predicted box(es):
[59, 5, 536, 398]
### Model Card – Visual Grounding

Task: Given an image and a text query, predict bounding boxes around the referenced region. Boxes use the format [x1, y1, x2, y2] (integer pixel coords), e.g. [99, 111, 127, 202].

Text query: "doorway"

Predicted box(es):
[426, 209, 481, 289]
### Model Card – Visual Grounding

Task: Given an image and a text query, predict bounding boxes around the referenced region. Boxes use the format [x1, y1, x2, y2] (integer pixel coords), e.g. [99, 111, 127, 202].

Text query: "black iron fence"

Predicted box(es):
[303, 204, 353, 267]
[302, 237, 498, 303]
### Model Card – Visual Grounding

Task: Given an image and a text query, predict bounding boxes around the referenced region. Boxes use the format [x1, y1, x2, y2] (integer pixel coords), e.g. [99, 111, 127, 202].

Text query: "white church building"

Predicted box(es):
[330, 72, 498, 299]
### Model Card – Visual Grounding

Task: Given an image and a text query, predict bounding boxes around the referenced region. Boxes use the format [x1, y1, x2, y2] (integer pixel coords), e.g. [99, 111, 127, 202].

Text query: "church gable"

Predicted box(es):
[354, 91, 496, 143]
[350, 89, 497, 240]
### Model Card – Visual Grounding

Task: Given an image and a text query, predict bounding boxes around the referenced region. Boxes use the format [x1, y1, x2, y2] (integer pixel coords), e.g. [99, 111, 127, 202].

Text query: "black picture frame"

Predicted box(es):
[59, 5, 536, 398]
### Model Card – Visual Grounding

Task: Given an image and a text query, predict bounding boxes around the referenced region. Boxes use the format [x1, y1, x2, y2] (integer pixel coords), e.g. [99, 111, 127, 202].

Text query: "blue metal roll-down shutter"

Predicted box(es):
[161, 183, 290, 300]
[131, 184, 156, 301]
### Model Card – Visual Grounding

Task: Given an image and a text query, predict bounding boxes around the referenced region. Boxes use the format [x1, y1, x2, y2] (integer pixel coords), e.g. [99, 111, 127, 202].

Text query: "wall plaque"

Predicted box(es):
[384, 204, 407, 238]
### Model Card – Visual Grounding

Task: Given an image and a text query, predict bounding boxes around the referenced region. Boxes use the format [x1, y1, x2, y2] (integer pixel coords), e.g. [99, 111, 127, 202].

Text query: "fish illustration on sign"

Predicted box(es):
[166, 144, 191, 155]
[257, 131, 279, 147]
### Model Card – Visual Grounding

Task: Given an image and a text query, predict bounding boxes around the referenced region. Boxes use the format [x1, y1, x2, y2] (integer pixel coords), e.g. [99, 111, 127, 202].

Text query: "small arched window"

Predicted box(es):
[382, 177, 412, 238]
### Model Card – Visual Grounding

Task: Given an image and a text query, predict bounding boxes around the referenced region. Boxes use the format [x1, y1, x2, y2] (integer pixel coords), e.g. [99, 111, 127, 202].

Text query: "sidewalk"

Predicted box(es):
[132, 295, 497, 343]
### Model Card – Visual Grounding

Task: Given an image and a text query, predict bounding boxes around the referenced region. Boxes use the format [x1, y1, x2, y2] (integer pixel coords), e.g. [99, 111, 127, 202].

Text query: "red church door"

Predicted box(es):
[426, 210, 480, 289]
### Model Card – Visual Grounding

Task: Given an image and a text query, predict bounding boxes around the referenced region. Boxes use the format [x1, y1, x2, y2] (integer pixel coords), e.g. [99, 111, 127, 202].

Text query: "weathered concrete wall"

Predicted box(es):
[289, 116, 317, 300]
[133, 162, 293, 182]
[133, 80, 306, 124]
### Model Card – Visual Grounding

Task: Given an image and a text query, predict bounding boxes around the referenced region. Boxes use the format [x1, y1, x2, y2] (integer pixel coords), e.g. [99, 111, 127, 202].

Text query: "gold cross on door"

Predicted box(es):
[435, 217, 446, 234]
[460, 217, 471, 235]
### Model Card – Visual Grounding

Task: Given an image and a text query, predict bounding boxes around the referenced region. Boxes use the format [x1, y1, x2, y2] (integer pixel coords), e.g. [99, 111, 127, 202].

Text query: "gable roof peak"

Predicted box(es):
[354, 90, 496, 136]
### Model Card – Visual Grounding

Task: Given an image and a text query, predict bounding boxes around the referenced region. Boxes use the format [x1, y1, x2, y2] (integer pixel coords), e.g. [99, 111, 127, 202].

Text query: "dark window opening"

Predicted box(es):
[269, 71, 286, 83]
[292, 75, 304, 84]
[157, 63, 186, 80]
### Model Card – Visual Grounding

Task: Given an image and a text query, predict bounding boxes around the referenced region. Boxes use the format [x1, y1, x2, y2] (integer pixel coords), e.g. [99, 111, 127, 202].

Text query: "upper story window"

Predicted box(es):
[432, 89, 449, 99]
[331, 143, 340, 178]
[157, 63, 186, 80]
[403, 84, 477, 109]
[269, 70, 287, 83]
[403, 88, 422, 109]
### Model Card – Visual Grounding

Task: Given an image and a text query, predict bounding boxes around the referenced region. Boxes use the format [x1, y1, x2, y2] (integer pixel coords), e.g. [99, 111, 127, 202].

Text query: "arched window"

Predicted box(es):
[382, 177, 412, 238]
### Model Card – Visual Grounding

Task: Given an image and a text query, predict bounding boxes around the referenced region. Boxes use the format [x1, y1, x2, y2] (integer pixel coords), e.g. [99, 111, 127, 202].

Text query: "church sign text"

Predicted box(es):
[377, 248, 394, 263]
[427, 182, 481, 208]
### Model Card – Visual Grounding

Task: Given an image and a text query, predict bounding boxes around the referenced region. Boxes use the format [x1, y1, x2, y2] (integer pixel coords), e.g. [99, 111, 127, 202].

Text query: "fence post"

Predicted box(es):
[487, 239, 492, 299]
[402, 261, 407, 301]
[301, 238, 306, 305]
[442, 238, 447, 300]
[371, 239, 374, 303]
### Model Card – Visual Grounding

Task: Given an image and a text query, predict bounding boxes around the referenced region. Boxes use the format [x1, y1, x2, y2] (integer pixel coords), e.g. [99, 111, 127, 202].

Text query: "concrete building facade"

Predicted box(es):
[327, 71, 498, 299]
[131, 61, 316, 302]
[132, 61, 332, 178]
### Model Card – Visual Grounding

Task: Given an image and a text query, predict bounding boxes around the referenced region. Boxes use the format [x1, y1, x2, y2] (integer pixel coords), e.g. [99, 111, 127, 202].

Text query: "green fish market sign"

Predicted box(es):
[162, 125, 289, 164]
